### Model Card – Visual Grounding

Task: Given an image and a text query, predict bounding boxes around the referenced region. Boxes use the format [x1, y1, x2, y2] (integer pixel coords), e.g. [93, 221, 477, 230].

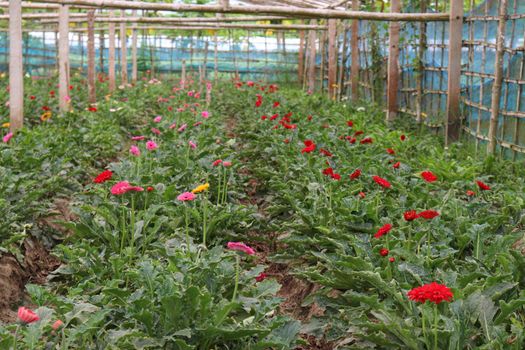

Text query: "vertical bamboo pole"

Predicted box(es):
[308, 20, 317, 92]
[445, 0, 464, 145]
[9, 0, 23, 131]
[214, 31, 218, 83]
[108, 10, 116, 91]
[120, 10, 128, 85]
[319, 30, 326, 93]
[351, 0, 360, 101]
[328, 19, 337, 100]
[203, 40, 209, 81]
[181, 59, 186, 87]
[416, 0, 427, 123]
[131, 9, 138, 83]
[87, 10, 96, 104]
[386, 0, 400, 122]
[58, 4, 70, 112]
[79, 33, 84, 71]
[99, 28, 105, 73]
[298, 23, 305, 85]
[487, 0, 508, 154]
[337, 24, 348, 100]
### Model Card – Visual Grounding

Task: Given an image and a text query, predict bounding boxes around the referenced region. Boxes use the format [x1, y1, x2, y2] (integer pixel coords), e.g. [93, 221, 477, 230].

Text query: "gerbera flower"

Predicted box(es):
[17, 307, 39, 324]
[421, 171, 437, 183]
[111, 181, 144, 195]
[404, 210, 419, 221]
[93, 169, 113, 183]
[301, 139, 316, 154]
[407, 282, 453, 304]
[177, 192, 196, 201]
[418, 210, 440, 219]
[374, 223, 392, 239]
[227, 242, 255, 255]
[349, 169, 361, 180]
[373, 175, 391, 189]
[476, 180, 491, 191]
[191, 183, 210, 194]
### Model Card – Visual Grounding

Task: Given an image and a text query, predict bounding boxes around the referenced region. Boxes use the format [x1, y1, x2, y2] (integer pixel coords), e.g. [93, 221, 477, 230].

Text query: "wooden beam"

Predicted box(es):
[9, 0, 23, 131]
[350, 0, 359, 102]
[487, 0, 507, 154]
[307, 19, 317, 92]
[445, 0, 464, 145]
[386, 0, 400, 122]
[108, 9, 116, 91]
[58, 4, 70, 112]
[415, 0, 427, 123]
[68, 23, 328, 31]
[327, 18, 337, 99]
[87, 9, 96, 103]
[27, 0, 450, 21]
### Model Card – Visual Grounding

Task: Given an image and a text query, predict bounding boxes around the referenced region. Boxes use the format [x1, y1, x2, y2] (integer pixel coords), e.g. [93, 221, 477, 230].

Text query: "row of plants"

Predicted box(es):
[214, 82, 525, 349]
[0, 77, 300, 349]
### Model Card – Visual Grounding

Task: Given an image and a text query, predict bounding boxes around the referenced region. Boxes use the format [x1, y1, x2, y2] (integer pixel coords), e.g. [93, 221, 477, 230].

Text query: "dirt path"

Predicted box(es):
[226, 115, 334, 349]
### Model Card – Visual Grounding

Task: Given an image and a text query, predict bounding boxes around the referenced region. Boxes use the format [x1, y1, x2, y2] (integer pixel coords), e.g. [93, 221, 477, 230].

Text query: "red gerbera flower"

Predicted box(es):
[270, 113, 279, 121]
[404, 210, 419, 221]
[301, 139, 316, 154]
[374, 223, 392, 239]
[400, 134, 406, 141]
[476, 180, 491, 191]
[407, 282, 453, 304]
[348, 137, 357, 144]
[418, 210, 440, 220]
[360, 137, 373, 144]
[358, 191, 366, 199]
[386, 148, 395, 155]
[255, 272, 268, 282]
[421, 171, 438, 183]
[307, 115, 313, 121]
[379, 248, 389, 256]
[393, 161, 401, 169]
[373, 175, 391, 189]
[273, 101, 280, 108]
[347, 120, 354, 127]
[319, 148, 333, 157]
[350, 169, 361, 180]
[389, 257, 396, 262]
[93, 169, 113, 183]
[466, 190, 475, 196]
[354, 130, 364, 137]
[322, 167, 340, 180]
[261, 115, 267, 120]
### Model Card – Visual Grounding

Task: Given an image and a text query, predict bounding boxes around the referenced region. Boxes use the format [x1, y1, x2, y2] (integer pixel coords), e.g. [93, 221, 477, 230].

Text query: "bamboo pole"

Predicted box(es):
[108, 9, 116, 91]
[58, 4, 70, 112]
[351, 0, 359, 102]
[27, 0, 450, 21]
[9, 0, 23, 131]
[386, 0, 400, 122]
[120, 9, 127, 85]
[67, 24, 327, 31]
[99, 28, 104, 72]
[415, 0, 427, 123]
[307, 19, 317, 92]
[214, 32, 218, 83]
[87, 9, 96, 103]
[298, 23, 305, 84]
[131, 9, 137, 83]
[327, 18, 337, 99]
[445, 0, 464, 145]
[487, 0, 508, 154]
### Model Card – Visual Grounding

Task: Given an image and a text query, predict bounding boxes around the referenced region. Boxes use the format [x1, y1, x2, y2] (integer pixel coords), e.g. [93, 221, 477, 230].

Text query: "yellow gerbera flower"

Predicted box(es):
[191, 183, 210, 194]
[2, 122, 10, 128]
[40, 111, 52, 121]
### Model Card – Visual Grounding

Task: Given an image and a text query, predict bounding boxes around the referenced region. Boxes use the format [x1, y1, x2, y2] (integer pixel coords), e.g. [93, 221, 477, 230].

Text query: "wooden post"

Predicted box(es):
[58, 4, 70, 112]
[181, 59, 186, 87]
[307, 19, 317, 92]
[487, 0, 507, 154]
[108, 10, 116, 91]
[120, 9, 128, 85]
[445, 0, 464, 145]
[131, 9, 138, 83]
[87, 10, 96, 103]
[99, 29, 104, 72]
[298, 23, 305, 85]
[327, 18, 337, 99]
[386, 0, 400, 122]
[416, 0, 427, 123]
[9, 0, 23, 131]
[214, 31, 218, 82]
[351, 0, 360, 102]
[203, 39, 209, 81]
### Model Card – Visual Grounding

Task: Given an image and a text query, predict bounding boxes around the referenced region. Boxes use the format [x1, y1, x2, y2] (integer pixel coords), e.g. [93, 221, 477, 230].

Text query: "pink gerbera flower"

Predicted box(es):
[111, 181, 144, 195]
[146, 140, 158, 151]
[177, 192, 196, 201]
[227, 242, 255, 255]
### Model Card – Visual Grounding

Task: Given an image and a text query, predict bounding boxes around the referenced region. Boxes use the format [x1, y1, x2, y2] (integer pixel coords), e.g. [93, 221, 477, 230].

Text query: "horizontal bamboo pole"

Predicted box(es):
[27, 0, 450, 21]
[0, 13, 88, 19]
[67, 23, 327, 31]
[37, 15, 300, 24]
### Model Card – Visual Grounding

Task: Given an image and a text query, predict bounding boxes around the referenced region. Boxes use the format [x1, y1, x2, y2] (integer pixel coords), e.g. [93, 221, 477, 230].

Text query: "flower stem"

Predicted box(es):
[216, 166, 222, 206]
[433, 304, 439, 350]
[231, 254, 240, 302]
[202, 195, 208, 247]
[185, 205, 191, 258]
